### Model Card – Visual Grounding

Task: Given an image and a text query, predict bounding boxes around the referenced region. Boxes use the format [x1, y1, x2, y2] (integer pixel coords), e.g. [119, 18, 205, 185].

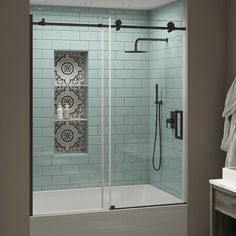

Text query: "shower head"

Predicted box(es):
[125, 37, 168, 54]
[125, 50, 147, 53]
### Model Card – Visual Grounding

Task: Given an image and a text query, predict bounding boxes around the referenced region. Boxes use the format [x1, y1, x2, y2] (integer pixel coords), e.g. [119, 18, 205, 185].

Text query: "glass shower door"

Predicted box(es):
[105, 5, 185, 209]
[32, 17, 108, 214]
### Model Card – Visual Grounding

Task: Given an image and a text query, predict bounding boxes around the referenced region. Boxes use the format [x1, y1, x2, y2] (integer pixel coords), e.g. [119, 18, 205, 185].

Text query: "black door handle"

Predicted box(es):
[175, 110, 183, 140]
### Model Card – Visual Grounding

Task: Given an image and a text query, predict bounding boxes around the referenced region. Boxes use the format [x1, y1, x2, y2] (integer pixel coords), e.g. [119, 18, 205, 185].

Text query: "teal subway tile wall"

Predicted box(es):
[31, 0, 184, 198]
[149, 0, 184, 198]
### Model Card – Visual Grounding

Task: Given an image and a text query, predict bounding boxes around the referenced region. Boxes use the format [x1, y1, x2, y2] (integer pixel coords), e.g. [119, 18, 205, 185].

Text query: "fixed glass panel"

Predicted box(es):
[32, 11, 107, 214]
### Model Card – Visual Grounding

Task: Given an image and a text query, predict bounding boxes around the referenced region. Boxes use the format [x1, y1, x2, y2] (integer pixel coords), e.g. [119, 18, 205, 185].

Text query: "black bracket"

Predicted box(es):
[109, 205, 116, 210]
[115, 19, 122, 31]
[167, 22, 176, 33]
[39, 18, 46, 26]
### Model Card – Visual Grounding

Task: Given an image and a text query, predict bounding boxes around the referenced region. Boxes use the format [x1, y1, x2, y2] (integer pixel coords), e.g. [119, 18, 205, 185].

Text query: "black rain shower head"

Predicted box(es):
[125, 37, 168, 54]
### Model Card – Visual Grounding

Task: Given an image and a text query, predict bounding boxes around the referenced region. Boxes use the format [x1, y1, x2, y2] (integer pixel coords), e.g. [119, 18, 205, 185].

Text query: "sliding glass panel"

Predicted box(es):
[108, 0, 185, 209]
[31, 8, 107, 214]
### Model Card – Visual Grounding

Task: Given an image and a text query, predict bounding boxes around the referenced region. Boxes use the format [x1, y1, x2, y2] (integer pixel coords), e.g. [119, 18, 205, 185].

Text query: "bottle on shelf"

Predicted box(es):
[56, 103, 63, 120]
[64, 104, 70, 120]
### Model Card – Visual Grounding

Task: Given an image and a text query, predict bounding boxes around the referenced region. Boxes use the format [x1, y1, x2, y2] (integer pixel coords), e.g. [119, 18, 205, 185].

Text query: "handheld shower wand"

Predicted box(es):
[152, 84, 163, 171]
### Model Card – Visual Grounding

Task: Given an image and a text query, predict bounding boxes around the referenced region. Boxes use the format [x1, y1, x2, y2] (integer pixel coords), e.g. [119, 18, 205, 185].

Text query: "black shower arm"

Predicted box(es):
[134, 38, 168, 51]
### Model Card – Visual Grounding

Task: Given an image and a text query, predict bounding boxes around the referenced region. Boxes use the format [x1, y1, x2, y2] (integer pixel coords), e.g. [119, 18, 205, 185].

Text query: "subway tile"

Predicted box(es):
[70, 155, 89, 165]
[132, 88, 149, 97]
[33, 59, 53, 69]
[88, 173, 100, 183]
[33, 176, 51, 186]
[43, 30, 61, 40]
[51, 40, 70, 49]
[80, 31, 98, 40]
[61, 31, 80, 40]
[79, 164, 98, 174]
[124, 80, 142, 88]
[33, 89, 42, 98]
[71, 174, 89, 184]
[61, 165, 79, 175]
[112, 172, 124, 182]
[52, 156, 70, 165]
[70, 41, 89, 50]
[124, 171, 141, 181]
[42, 69, 54, 78]
[52, 175, 70, 185]
[32, 1, 184, 192]
[33, 69, 42, 78]
[33, 117, 52, 127]
[42, 127, 53, 136]
[43, 166, 61, 176]
[42, 50, 54, 59]
[33, 49, 42, 58]
[33, 167, 42, 177]
[34, 39, 52, 49]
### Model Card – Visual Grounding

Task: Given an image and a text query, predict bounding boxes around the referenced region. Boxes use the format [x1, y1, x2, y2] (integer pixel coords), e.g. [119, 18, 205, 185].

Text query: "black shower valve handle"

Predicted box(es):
[166, 114, 176, 129]
[166, 119, 173, 128]
[166, 111, 176, 128]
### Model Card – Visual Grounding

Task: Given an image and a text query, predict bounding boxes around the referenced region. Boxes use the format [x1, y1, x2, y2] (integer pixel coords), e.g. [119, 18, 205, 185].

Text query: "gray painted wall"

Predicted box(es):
[187, 0, 226, 235]
[0, 0, 30, 236]
[226, 0, 236, 88]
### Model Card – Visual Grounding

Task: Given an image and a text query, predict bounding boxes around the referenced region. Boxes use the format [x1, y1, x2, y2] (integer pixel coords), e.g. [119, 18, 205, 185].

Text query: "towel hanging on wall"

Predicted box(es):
[221, 77, 236, 167]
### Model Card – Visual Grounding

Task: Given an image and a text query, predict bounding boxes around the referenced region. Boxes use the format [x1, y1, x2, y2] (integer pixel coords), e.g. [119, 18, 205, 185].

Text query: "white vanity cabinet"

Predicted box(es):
[210, 169, 236, 236]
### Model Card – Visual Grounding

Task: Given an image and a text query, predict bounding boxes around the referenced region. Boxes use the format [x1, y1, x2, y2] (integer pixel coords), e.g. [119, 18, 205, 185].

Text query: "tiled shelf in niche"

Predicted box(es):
[54, 85, 88, 87]
[54, 51, 88, 154]
[54, 85, 87, 119]
[54, 118, 88, 122]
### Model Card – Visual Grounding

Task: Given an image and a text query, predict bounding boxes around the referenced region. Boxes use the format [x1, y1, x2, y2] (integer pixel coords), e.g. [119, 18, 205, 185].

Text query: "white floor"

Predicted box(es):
[33, 184, 182, 216]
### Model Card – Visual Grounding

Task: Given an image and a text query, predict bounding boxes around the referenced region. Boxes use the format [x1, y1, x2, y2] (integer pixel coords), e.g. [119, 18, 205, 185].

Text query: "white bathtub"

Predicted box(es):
[33, 184, 182, 215]
[31, 184, 187, 236]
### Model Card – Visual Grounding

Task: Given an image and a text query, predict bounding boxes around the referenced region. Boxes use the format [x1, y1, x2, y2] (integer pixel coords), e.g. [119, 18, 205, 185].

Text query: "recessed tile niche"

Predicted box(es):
[54, 51, 88, 154]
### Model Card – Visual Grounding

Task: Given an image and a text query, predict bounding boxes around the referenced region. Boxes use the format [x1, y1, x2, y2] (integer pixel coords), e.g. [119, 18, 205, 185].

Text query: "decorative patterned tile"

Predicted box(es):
[54, 120, 87, 153]
[55, 86, 86, 119]
[54, 51, 85, 86]
[54, 51, 88, 154]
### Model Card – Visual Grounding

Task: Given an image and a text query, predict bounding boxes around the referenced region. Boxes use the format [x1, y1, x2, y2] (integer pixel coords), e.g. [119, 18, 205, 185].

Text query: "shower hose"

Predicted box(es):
[152, 100, 162, 171]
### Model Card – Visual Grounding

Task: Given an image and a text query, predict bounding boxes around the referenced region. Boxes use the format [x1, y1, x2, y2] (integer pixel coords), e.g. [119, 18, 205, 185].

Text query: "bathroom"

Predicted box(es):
[30, 0, 186, 234]
[2, 0, 236, 236]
